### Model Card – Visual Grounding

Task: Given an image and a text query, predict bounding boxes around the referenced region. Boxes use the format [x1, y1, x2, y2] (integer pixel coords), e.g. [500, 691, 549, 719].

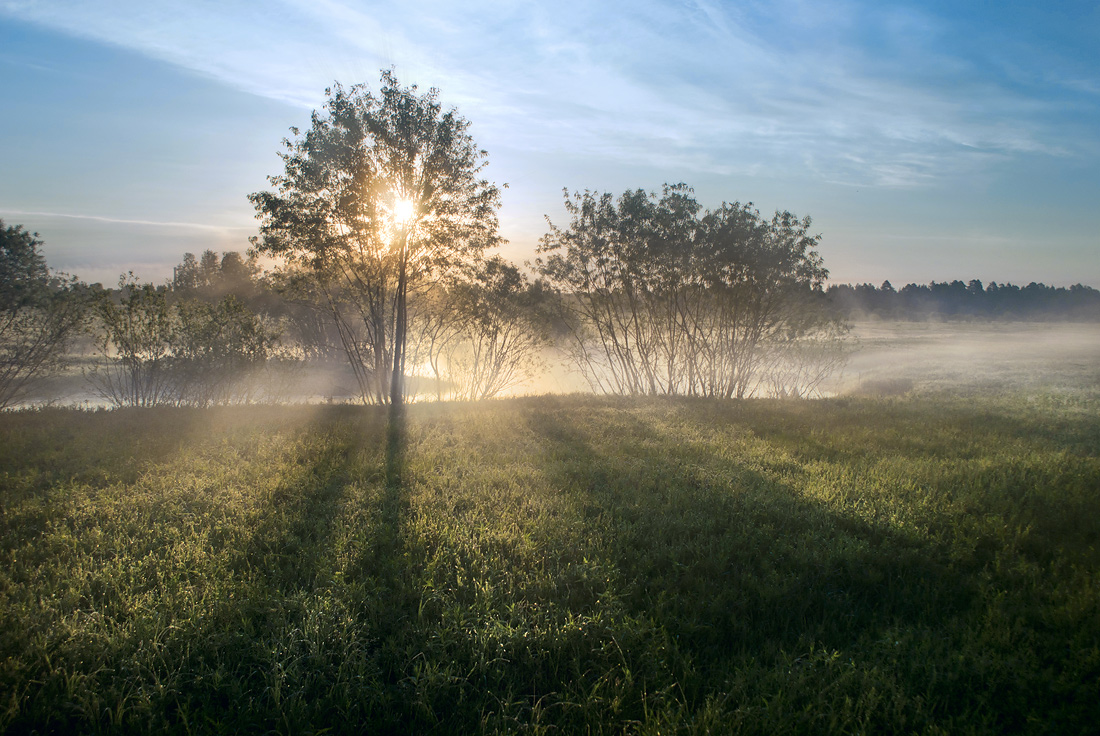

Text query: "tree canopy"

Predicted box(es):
[249, 70, 503, 404]
[536, 186, 833, 397]
[0, 221, 50, 313]
[0, 221, 86, 408]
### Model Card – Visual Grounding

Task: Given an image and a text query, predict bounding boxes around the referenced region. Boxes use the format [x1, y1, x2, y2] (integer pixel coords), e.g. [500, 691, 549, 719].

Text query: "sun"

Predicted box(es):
[393, 198, 415, 225]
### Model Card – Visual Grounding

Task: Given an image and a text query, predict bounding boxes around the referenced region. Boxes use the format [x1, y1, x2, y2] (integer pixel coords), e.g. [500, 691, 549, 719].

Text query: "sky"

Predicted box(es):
[1, 0, 1098, 287]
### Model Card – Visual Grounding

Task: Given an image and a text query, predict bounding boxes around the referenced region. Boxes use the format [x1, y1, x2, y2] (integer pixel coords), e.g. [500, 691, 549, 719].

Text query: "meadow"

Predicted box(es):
[1, 327, 1099, 733]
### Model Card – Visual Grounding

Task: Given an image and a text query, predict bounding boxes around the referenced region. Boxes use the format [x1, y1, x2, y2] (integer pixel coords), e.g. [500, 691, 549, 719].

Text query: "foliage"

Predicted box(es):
[0, 221, 49, 309]
[404, 276, 465, 398]
[87, 277, 175, 407]
[409, 256, 550, 400]
[536, 185, 837, 397]
[171, 296, 277, 406]
[249, 69, 503, 404]
[171, 252, 347, 363]
[171, 249, 264, 304]
[87, 275, 281, 407]
[0, 221, 88, 409]
[0, 393, 1097, 733]
[255, 266, 342, 360]
[445, 257, 550, 400]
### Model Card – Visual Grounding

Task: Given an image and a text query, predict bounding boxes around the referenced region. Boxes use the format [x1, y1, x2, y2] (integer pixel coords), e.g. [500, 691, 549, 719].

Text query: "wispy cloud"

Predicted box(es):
[1, 0, 1094, 193]
[0, 209, 253, 233]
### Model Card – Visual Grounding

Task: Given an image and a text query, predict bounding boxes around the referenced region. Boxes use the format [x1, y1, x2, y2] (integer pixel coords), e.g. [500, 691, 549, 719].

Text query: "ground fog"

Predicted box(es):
[834, 321, 1100, 398]
[13, 321, 1100, 407]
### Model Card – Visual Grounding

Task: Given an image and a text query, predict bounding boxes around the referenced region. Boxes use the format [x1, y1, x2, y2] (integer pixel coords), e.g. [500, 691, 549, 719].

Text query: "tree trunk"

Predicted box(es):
[389, 229, 409, 408]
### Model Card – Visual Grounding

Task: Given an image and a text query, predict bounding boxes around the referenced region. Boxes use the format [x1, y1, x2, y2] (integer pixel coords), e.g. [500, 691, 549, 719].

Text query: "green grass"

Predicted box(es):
[1, 392, 1098, 734]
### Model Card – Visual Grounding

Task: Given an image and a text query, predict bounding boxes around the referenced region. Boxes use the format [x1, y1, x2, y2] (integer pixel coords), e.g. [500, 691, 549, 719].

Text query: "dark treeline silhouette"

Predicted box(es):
[828, 279, 1100, 321]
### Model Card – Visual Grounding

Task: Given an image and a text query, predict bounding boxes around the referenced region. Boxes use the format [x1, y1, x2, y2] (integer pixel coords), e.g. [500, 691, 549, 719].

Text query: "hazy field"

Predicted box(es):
[836, 321, 1100, 398]
[1, 323, 1098, 733]
[20, 320, 1099, 406]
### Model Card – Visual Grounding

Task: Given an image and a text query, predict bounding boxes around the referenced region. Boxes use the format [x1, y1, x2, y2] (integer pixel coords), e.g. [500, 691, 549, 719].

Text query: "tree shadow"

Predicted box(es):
[523, 400, 978, 675]
[385, 404, 406, 491]
[166, 406, 419, 732]
[372, 404, 412, 604]
[8, 399, 1094, 733]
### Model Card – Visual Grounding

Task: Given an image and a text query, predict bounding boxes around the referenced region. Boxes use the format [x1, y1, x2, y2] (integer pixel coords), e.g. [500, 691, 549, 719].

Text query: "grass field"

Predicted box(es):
[2, 382, 1098, 733]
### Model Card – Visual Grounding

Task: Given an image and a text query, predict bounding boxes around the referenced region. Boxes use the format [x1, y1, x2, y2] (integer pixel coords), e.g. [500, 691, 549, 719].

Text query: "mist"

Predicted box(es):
[833, 321, 1100, 398]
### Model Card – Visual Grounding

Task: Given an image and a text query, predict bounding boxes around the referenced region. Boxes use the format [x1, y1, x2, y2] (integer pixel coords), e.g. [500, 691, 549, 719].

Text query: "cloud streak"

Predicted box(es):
[3, 0, 1089, 191]
[0, 209, 254, 234]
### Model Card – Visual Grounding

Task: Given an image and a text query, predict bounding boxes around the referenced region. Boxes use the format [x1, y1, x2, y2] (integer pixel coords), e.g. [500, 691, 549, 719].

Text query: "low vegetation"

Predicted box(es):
[2, 388, 1097, 733]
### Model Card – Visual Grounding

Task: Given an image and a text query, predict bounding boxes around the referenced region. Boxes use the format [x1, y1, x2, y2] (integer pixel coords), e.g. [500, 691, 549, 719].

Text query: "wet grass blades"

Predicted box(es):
[0, 393, 1097, 733]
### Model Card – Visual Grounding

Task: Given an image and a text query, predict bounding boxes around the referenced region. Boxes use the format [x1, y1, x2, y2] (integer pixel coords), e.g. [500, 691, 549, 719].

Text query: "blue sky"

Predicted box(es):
[1, 0, 1097, 286]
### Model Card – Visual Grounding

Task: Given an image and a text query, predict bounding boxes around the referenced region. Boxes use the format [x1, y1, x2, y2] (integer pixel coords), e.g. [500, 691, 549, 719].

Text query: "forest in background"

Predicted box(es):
[828, 279, 1100, 321]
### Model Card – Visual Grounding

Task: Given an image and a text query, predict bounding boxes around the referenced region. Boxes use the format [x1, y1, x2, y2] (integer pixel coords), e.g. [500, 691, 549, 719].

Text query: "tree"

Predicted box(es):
[173, 252, 200, 291]
[536, 185, 702, 394]
[249, 69, 503, 406]
[87, 275, 282, 408]
[423, 257, 549, 401]
[171, 295, 278, 406]
[87, 276, 176, 407]
[536, 186, 835, 397]
[693, 203, 830, 397]
[404, 275, 466, 400]
[0, 221, 87, 409]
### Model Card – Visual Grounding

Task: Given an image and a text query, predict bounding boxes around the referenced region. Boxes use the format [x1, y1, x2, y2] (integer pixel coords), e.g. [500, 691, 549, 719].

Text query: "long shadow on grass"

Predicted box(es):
[173, 407, 417, 732]
[375, 406, 413, 603]
[169, 412, 372, 729]
[3, 407, 416, 734]
[727, 396, 1100, 464]
[524, 401, 977, 679]
[683, 397, 1100, 564]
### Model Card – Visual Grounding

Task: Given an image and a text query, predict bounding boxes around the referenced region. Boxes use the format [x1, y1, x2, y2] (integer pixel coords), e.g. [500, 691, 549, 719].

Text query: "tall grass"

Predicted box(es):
[1, 392, 1097, 733]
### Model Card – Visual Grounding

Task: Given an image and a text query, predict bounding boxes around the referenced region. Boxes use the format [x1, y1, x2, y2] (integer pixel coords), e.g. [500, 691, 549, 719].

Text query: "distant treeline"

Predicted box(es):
[827, 280, 1100, 321]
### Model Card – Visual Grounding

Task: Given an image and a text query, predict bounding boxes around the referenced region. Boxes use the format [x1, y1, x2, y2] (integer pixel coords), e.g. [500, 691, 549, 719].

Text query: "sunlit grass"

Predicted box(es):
[1, 392, 1098, 733]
